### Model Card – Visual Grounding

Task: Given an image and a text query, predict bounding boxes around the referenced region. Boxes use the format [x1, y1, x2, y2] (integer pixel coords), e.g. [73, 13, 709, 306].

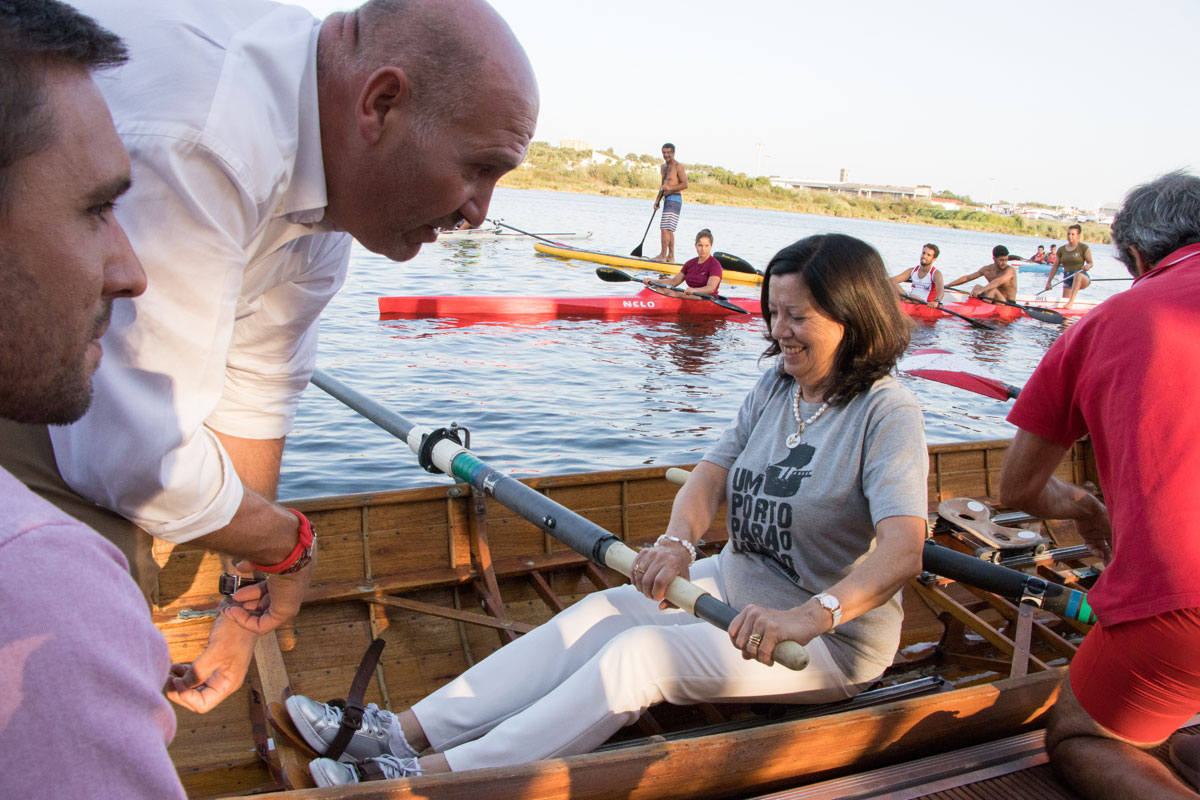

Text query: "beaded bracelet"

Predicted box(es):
[655, 534, 697, 564]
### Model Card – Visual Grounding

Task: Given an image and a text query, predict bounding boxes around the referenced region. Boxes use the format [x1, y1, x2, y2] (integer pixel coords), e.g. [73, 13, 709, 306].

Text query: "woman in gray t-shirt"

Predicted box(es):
[291, 234, 929, 786]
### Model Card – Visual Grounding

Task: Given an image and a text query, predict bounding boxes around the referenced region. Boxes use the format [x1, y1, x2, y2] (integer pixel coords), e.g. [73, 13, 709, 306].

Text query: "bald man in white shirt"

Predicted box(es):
[0, 0, 538, 713]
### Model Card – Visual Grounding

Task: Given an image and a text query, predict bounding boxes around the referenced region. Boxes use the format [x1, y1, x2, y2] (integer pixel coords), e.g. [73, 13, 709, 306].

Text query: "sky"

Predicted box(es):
[291, 0, 1197, 210]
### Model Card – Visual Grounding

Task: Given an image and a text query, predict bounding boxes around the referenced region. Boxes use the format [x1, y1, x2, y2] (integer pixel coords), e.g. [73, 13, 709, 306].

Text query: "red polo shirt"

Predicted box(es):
[1007, 243, 1200, 625]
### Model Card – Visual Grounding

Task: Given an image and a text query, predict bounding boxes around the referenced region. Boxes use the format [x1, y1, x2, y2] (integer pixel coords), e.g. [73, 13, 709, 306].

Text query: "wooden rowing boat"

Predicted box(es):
[156, 437, 1100, 798]
[534, 242, 765, 287]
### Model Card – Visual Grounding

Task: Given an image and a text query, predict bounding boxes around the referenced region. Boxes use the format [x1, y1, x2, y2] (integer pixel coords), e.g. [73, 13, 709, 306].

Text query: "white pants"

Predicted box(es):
[412, 554, 868, 771]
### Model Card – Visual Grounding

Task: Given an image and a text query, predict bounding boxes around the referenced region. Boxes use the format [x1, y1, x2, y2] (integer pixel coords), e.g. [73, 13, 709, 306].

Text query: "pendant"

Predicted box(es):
[786, 431, 801, 448]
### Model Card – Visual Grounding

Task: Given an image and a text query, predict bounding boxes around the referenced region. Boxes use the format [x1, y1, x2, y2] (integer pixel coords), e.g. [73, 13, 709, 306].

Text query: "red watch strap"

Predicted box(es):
[250, 508, 314, 574]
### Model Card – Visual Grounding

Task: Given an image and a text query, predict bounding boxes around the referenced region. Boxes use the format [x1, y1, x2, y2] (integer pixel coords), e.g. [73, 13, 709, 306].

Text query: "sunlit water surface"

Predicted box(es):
[279, 188, 1128, 500]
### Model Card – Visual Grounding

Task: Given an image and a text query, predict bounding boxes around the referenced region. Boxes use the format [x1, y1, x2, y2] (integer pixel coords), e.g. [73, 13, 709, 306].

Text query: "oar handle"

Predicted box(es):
[604, 542, 810, 671]
[665, 467, 691, 485]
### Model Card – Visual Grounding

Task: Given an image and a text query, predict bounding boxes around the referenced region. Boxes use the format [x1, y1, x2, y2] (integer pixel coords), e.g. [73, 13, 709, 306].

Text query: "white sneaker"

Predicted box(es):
[309, 754, 422, 787]
[286, 695, 396, 762]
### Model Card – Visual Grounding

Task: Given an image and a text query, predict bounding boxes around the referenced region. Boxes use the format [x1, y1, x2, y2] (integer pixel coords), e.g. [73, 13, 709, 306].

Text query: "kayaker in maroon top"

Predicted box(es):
[644, 228, 723, 296]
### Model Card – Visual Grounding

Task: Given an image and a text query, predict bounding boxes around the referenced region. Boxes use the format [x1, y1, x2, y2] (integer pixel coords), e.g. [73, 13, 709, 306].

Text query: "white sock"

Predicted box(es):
[387, 717, 419, 759]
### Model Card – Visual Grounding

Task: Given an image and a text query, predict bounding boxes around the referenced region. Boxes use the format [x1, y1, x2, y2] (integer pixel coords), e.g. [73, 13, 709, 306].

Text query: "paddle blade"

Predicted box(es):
[710, 294, 751, 315]
[595, 266, 635, 283]
[1020, 305, 1066, 324]
[899, 348, 1021, 401]
[714, 252, 761, 275]
[630, 243, 644, 257]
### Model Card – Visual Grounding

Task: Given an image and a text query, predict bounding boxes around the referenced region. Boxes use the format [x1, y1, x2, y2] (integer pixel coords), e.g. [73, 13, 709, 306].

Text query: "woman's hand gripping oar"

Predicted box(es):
[595, 266, 752, 315]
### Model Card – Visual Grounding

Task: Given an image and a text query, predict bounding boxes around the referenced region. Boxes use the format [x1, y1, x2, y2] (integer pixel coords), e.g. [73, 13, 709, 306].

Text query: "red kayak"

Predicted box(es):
[378, 291, 1096, 322]
[378, 288, 761, 320]
[903, 297, 1097, 320]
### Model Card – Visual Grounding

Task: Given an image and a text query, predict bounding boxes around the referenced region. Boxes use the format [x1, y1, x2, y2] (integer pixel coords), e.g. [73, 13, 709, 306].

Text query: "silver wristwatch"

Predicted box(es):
[812, 592, 843, 632]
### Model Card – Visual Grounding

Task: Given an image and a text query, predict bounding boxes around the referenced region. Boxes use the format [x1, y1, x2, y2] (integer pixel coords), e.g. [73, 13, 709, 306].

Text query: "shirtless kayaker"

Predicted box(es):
[946, 245, 1018, 302]
[650, 142, 688, 262]
[891, 243, 944, 307]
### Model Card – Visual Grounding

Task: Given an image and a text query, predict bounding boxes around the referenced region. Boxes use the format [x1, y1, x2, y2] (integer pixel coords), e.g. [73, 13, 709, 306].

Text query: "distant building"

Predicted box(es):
[1098, 202, 1120, 225]
[931, 198, 965, 211]
[770, 172, 932, 202]
[559, 138, 592, 151]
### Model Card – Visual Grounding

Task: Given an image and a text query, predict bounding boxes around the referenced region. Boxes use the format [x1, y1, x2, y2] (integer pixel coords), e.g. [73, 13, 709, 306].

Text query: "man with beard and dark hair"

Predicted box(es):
[1000, 171, 1200, 799]
[0, 1, 183, 795]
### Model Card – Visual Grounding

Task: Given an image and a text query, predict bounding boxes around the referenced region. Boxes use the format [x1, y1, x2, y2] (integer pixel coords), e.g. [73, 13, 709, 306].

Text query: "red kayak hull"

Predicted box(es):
[377, 291, 1096, 322]
[378, 288, 761, 319]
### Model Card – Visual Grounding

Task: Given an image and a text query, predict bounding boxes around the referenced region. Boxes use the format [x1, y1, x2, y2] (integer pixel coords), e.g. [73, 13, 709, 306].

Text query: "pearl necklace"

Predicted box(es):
[787, 385, 829, 448]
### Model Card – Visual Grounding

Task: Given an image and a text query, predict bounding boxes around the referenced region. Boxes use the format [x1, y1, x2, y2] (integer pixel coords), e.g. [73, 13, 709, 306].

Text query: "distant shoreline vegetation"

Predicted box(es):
[501, 142, 1113, 245]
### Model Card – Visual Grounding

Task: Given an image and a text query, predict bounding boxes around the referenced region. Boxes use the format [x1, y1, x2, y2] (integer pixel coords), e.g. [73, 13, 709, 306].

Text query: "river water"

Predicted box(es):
[278, 188, 1128, 500]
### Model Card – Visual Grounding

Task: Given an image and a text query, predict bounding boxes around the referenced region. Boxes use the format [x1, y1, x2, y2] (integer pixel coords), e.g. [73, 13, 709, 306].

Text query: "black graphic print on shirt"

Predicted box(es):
[727, 442, 816, 583]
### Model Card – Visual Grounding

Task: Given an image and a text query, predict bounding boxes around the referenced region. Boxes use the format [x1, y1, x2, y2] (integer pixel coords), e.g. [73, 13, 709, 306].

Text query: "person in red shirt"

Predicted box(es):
[644, 228, 723, 296]
[999, 171, 1200, 799]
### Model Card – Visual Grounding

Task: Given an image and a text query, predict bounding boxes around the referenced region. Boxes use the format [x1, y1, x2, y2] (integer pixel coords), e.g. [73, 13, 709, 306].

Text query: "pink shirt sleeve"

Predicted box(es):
[0, 483, 184, 799]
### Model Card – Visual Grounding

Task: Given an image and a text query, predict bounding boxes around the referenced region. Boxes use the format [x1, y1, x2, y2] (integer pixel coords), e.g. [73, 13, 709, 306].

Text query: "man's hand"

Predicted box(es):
[167, 611, 259, 713]
[1074, 499, 1113, 564]
[221, 543, 316, 634]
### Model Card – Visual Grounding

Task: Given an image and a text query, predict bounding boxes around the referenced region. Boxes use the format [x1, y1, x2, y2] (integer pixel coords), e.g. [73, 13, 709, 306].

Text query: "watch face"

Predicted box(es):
[819, 594, 838, 610]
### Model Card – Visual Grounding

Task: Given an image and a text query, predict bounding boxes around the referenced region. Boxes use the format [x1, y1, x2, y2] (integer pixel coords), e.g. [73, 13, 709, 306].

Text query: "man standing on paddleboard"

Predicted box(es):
[651, 142, 688, 263]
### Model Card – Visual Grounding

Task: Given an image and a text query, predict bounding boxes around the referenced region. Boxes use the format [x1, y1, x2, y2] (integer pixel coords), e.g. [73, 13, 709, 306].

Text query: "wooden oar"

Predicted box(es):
[945, 287, 1065, 324]
[310, 370, 810, 671]
[630, 207, 658, 257]
[595, 266, 752, 315]
[899, 347, 1021, 400]
[899, 292, 995, 331]
[664, 469, 1095, 625]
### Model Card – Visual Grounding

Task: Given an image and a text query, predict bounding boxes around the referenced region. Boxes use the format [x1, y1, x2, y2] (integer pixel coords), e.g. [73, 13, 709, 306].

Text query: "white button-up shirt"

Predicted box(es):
[56, 0, 351, 542]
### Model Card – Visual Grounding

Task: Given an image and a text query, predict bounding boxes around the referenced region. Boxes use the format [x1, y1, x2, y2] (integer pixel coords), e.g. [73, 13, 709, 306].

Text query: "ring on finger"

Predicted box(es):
[747, 633, 763, 649]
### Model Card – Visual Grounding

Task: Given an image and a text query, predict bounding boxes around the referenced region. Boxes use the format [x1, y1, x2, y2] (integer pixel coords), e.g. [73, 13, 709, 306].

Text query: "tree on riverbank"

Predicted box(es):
[504, 143, 1111, 244]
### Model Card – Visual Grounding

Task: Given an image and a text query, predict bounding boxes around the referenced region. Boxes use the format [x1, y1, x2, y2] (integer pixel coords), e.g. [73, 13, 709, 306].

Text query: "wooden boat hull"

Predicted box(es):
[377, 288, 760, 319]
[534, 242, 765, 287]
[156, 438, 1099, 798]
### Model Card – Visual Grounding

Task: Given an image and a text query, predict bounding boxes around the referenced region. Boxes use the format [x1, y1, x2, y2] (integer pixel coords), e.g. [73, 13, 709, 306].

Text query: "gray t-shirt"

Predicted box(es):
[703, 369, 928, 683]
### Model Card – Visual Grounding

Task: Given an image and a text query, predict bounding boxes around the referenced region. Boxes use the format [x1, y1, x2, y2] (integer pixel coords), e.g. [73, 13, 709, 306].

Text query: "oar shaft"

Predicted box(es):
[922, 541, 1095, 623]
[310, 369, 809, 670]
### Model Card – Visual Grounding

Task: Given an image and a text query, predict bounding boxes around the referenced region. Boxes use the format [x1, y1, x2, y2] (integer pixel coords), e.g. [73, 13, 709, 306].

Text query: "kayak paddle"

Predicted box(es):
[493, 220, 569, 246]
[899, 292, 995, 331]
[310, 369, 810, 671]
[630, 207, 658, 257]
[713, 252, 763, 276]
[595, 267, 752, 315]
[945, 287, 1065, 324]
[899, 347, 1021, 400]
